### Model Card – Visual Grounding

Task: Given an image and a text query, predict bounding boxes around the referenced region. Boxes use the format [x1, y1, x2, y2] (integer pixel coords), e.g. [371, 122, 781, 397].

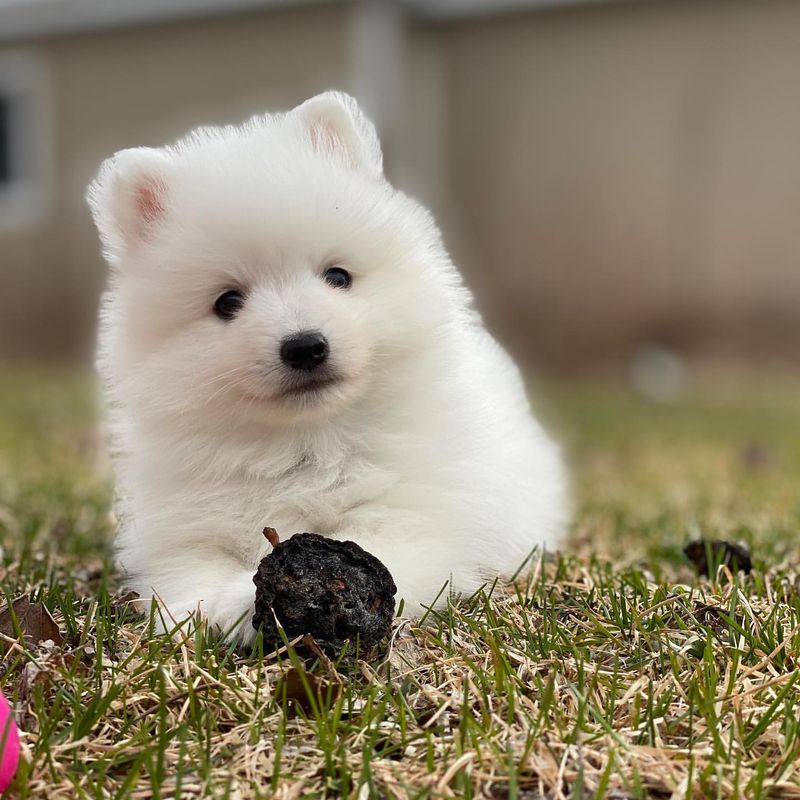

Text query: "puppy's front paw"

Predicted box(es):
[204, 575, 259, 644]
[144, 569, 257, 645]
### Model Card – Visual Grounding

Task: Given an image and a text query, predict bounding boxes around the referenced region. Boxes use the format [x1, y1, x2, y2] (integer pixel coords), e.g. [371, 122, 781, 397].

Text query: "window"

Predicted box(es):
[0, 51, 51, 230]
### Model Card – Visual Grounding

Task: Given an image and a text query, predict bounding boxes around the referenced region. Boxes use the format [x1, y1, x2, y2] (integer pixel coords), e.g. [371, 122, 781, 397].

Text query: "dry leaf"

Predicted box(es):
[114, 590, 141, 607]
[0, 596, 63, 648]
[301, 634, 344, 682]
[19, 662, 49, 699]
[278, 666, 339, 713]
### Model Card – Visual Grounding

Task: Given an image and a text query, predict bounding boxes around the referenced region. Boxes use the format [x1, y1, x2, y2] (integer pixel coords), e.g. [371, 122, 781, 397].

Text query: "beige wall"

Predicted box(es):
[444, 0, 800, 367]
[0, 3, 350, 360]
[3, 0, 800, 368]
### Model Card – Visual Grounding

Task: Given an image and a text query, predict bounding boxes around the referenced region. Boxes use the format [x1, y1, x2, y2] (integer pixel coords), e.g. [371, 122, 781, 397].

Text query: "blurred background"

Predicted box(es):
[3, 5, 800, 794]
[1, 0, 799, 379]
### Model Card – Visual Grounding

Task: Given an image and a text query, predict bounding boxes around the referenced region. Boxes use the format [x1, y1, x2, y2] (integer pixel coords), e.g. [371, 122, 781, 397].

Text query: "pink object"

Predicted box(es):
[0, 692, 19, 793]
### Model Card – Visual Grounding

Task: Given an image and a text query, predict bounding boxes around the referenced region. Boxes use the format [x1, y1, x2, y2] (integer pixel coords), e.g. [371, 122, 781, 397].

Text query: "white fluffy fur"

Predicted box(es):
[88, 92, 569, 643]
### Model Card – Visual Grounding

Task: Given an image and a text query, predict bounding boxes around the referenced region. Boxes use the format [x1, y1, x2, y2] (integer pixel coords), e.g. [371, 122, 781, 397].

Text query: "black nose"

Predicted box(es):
[280, 331, 329, 372]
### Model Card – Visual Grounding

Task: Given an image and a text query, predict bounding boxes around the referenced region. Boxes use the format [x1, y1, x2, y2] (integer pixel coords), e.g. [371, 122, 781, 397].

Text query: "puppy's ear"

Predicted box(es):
[293, 91, 383, 179]
[87, 147, 171, 264]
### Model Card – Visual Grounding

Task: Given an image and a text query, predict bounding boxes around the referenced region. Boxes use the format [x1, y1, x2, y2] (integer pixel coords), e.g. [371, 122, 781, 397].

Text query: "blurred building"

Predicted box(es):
[1, 0, 799, 369]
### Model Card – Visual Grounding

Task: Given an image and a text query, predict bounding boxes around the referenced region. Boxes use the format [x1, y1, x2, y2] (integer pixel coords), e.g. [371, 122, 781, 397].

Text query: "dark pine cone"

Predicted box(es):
[252, 530, 396, 655]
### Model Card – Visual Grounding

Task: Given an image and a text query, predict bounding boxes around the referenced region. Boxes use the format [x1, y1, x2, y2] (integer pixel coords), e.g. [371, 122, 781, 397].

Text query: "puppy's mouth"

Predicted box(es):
[279, 372, 342, 399]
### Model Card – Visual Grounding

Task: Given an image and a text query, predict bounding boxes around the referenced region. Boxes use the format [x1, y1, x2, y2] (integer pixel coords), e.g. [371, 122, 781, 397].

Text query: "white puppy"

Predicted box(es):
[88, 92, 568, 643]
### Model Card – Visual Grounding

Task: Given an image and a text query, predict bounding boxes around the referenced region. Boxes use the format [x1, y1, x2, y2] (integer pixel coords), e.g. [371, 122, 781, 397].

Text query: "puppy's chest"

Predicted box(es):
[243, 452, 392, 534]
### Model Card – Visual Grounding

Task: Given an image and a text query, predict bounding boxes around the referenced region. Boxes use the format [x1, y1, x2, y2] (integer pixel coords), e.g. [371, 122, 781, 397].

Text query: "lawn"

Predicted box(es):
[1, 366, 800, 799]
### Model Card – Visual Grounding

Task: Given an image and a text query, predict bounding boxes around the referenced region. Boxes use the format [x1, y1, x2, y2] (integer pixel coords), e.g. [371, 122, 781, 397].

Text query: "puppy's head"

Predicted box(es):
[89, 93, 458, 428]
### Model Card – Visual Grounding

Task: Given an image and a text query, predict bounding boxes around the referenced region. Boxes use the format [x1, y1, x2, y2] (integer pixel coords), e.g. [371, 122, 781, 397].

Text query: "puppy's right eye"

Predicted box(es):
[214, 290, 245, 321]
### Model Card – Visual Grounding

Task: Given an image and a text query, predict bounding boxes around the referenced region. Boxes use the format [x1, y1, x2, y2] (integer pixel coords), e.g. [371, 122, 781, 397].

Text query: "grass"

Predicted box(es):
[1, 365, 800, 798]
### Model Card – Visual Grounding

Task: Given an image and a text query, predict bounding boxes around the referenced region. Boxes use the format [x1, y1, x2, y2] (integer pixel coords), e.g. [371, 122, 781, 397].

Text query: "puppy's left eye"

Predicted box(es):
[214, 289, 245, 321]
[323, 266, 352, 290]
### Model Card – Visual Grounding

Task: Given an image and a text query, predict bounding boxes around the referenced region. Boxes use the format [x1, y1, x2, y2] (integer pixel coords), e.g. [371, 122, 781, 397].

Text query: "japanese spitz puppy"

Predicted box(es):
[88, 92, 568, 643]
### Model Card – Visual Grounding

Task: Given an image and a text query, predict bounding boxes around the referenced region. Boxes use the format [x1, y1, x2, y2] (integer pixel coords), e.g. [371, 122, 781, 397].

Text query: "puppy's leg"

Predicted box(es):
[330, 514, 483, 617]
[128, 554, 258, 644]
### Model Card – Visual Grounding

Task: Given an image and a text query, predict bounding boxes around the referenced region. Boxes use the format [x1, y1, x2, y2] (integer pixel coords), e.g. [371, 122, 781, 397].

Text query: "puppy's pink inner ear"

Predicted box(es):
[133, 177, 167, 238]
[308, 121, 355, 169]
